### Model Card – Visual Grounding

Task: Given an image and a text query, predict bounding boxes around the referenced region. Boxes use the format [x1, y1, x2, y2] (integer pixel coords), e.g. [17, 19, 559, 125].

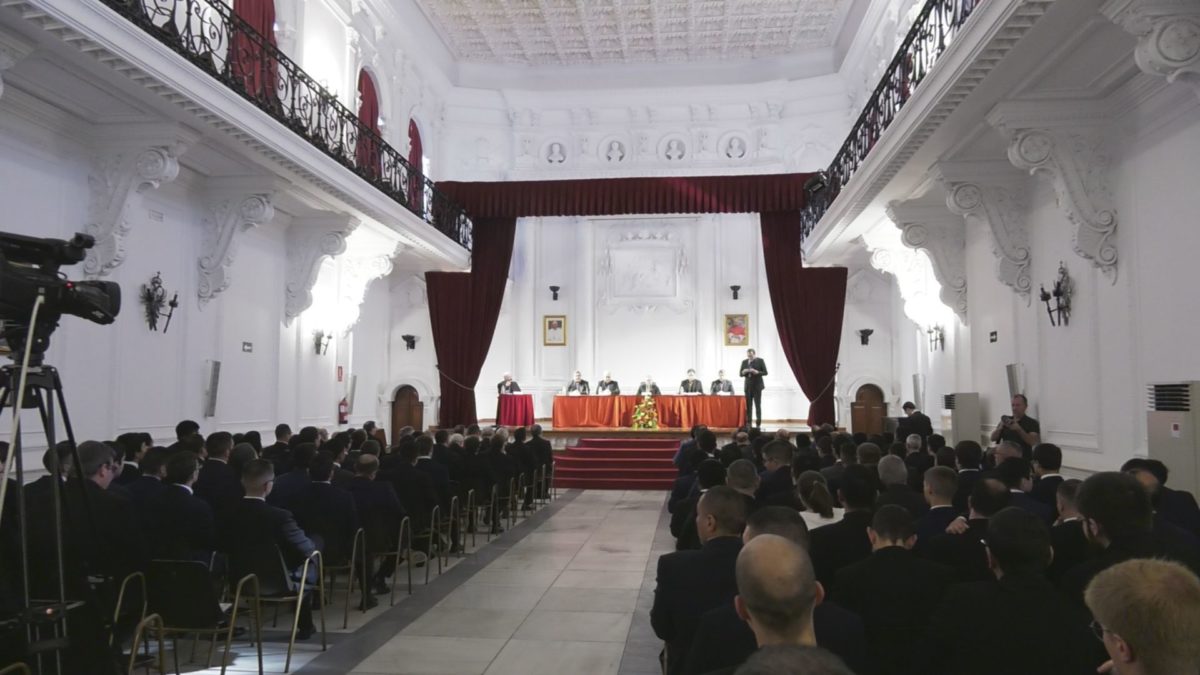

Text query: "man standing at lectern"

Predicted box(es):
[497, 373, 521, 394]
[740, 349, 767, 429]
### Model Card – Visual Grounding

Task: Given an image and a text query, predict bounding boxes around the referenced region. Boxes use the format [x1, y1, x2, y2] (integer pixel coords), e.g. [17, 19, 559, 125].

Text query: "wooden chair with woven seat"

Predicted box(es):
[371, 515, 414, 603]
[144, 559, 263, 675]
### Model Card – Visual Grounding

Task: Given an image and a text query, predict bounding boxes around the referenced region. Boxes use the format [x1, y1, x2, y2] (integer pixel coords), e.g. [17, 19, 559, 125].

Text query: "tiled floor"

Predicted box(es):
[161, 490, 670, 675]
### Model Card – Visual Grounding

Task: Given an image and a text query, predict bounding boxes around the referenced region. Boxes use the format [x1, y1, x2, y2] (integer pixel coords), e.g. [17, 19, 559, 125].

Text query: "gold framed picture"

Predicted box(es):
[724, 314, 749, 347]
[543, 315, 567, 346]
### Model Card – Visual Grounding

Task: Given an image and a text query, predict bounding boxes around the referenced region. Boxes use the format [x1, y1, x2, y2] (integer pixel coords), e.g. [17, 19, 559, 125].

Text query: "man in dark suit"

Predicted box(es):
[636, 377, 662, 396]
[497, 373, 521, 394]
[875, 455, 927, 519]
[1123, 457, 1200, 537]
[166, 420, 200, 453]
[727, 460, 764, 518]
[1031, 443, 1064, 512]
[730, 534, 822, 659]
[710, 370, 735, 395]
[996, 457, 1054, 524]
[819, 441, 854, 497]
[295, 452, 372, 607]
[113, 432, 147, 486]
[1059, 471, 1200, 606]
[671, 460, 727, 551]
[739, 349, 767, 429]
[345, 454, 405, 594]
[430, 429, 453, 468]
[382, 440, 440, 539]
[126, 446, 170, 511]
[679, 369, 703, 394]
[596, 372, 620, 395]
[952, 440, 984, 513]
[224, 459, 320, 639]
[915, 466, 959, 552]
[565, 370, 590, 394]
[651, 486, 746, 675]
[414, 435, 452, 510]
[144, 452, 217, 562]
[262, 423, 292, 472]
[898, 402, 933, 438]
[755, 441, 794, 502]
[194, 431, 242, 522]
[916, 508, 1102, 675]
[527, 425, 553, 496]
[681, 507, 867, 675]
[924, 478, 1009, 583]
[809, 465, 876, 587]
[268, 442, 316, 512]
[832, 505, 953, 675]
[1048, 479, 1089, 582]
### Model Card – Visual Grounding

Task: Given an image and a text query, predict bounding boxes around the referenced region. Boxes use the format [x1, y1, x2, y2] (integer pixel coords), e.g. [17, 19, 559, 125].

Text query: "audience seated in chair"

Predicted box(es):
[683, 507, 867, 675]
[755, 441, 794, 502]
[914, 466, 959, 552]
[1122, 457, 1200, 538]
[875, 455, 927, 519]
[345, 453, 405, 595]
[726, 460, 763, 518]
[670, 459, 727, 551]
[808, 464, 876, 587]
[195, 431, 242, 522]
[1047, 478, 1089, 582]
[924, 478, 1009, 583]
[144, 451, 217, 563]
[917, 507, 1102, 675]
[952, 441, 984, 513]
[269, 442, 316, 512]
[652, 486, 746, 675]
[995, 457, 1053, 524]
[731, 645, 855, 675]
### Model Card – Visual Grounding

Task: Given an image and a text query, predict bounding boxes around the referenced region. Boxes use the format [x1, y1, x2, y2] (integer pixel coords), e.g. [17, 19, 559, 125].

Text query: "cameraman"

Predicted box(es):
[989, 394, 1040, 460]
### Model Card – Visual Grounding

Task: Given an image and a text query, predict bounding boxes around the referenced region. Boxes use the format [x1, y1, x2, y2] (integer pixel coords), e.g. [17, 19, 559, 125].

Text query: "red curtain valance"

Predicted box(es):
[438, 173, 814, 219]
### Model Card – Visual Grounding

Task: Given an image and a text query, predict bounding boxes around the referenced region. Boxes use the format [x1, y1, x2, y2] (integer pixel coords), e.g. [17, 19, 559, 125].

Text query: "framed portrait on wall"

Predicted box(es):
[543, 315, 567, 346]
[724, 314, 749, 347]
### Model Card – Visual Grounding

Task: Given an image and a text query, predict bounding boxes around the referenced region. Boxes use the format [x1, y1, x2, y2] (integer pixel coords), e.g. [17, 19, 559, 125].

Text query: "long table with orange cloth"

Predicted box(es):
[551, 394, 745, 429]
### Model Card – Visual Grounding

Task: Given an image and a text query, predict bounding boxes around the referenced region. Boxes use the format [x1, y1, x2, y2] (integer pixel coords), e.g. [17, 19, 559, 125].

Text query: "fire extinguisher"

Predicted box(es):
[338, 397, 349, 425]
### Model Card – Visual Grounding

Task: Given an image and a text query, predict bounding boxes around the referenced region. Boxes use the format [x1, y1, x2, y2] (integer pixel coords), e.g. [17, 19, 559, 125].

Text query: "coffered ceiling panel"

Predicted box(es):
[414, 0, 846, 66]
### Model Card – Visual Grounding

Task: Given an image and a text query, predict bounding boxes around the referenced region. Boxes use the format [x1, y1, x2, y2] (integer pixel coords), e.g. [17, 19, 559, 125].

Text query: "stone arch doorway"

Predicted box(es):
[850, 384, 887, 435]
[391, 385, 423, 438]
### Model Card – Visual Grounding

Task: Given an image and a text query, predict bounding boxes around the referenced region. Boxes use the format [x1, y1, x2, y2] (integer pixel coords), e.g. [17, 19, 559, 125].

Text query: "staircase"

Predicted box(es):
[553, 438, 679, 491]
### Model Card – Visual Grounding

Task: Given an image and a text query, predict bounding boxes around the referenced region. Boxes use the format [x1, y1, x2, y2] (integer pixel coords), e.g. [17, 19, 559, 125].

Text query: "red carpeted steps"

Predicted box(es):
[553, 438, 679, 491]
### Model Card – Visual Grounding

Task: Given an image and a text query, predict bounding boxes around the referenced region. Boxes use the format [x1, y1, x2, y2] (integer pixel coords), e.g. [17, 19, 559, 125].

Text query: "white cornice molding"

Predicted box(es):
[934, 160, 1033, 300]
[284, 214, 360, 325]
[338, 242, 404, 333]
[0, 28, 33, 101]
[1102, 0, 1200, 99]
[84, 123, 197, 278]
[197, 178, 278, 308]
[885, 200, 969, 323]
[988, 102, 1119, 282]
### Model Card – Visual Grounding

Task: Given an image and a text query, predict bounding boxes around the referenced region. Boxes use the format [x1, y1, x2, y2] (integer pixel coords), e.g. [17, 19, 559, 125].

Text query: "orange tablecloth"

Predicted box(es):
[497, 394, 535, 427]
[551, 395, 745, 429]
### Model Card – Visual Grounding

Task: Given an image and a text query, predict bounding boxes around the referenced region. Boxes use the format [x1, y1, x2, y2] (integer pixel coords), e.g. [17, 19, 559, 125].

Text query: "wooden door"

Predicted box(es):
[850, 384, 887, 435]
[392, 386, 423, 438]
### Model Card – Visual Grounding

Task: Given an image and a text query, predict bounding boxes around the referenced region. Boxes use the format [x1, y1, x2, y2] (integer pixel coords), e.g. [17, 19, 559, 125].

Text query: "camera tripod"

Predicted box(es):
[0, 361, 107, 675]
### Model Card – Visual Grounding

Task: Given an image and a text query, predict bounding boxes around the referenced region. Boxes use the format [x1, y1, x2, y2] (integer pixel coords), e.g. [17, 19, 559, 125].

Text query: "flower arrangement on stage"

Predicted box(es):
[631, 395, 659, 430]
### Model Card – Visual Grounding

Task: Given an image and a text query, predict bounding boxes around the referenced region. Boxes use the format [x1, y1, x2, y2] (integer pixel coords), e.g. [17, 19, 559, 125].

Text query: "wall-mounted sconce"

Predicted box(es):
[401, 334, 418, 350]
[1039, 262, 1072, 327]
[730, 285, 741, 300]
[927, 325, 945, 352]
[140, 271, 178, 333]
[313, 329, 332, 355]
[549, 285, 560, 301]
[857, 328, 873, 345]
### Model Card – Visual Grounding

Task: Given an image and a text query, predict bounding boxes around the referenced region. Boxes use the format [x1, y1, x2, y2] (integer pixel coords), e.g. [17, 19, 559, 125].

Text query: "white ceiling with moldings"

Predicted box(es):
[414, 0, 850, 66]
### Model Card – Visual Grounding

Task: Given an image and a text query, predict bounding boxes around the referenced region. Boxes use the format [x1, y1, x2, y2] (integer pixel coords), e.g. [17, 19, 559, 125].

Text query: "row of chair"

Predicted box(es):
[110, 463, 556, 675]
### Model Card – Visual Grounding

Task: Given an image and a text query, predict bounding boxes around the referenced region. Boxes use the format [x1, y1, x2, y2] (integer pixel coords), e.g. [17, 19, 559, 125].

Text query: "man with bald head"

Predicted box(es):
[652, 486, 746, 675]
[736, 534, 820, 646]
[683, 508, 868, 675]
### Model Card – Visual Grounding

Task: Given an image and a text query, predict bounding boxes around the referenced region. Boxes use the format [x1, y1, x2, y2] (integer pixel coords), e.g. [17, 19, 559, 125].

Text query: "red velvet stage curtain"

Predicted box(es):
[230, 0, 278, 102]
[426, 216, 517, 426]
[355, 70, 382, 177]
[408, 119, 425, 215]
[760, 211, 848, 427]
[438, 174, 813, 219]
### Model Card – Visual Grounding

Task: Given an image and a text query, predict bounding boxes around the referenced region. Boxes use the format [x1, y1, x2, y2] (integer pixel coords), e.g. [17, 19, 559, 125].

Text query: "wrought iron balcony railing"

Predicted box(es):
[800, 0, 984, 244]
[99, 0, 473, 251]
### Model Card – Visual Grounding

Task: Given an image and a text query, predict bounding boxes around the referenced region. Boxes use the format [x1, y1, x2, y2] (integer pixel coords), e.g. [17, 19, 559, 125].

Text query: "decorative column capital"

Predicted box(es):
[933, 160, 1033, 299]
[885, 200, 969, 323]
[284, 213, 360, 324]
[988, 103, 1119, 282]
[84, 124, 197, 278]
[336, 242, 405, 333]
[197, 178, 279, 307]
[1102, 0, 1200, 98]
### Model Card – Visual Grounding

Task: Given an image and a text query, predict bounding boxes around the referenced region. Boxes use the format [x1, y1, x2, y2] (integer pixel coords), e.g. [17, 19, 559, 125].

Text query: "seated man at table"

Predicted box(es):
[497, 372, 521, 394]
[597, 372, 620, 395]
[637, 376, 662, 397]
[566, 371, 590, 395]
[680, 369, 704, 394]
[712, 370, 735, 395]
